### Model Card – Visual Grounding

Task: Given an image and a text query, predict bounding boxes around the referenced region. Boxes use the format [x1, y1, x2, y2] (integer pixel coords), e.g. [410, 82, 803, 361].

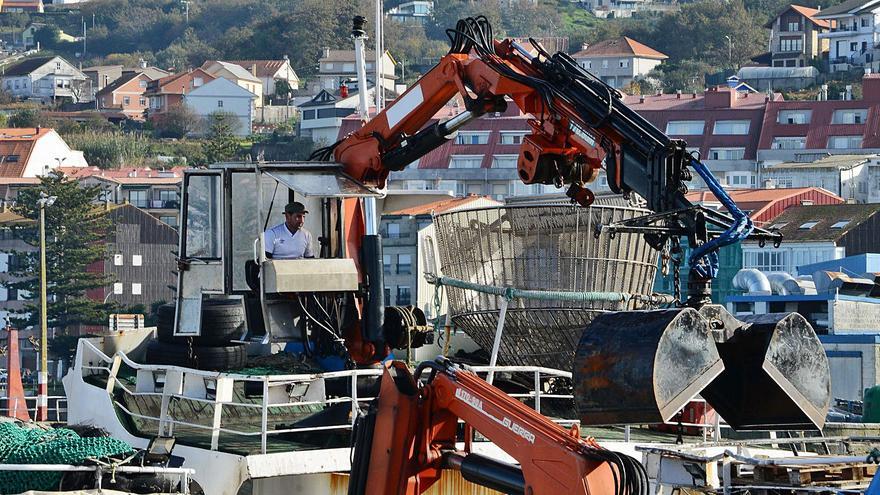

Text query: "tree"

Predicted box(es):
[7, 172, 115, 333]
[274, 79, 293, 100]
[203, 111, 241, 163]
[648, 59, 716, 93]
[153, 104, 200, 138]
[33, 26, 62, 49]
[8, 108, 49, 128]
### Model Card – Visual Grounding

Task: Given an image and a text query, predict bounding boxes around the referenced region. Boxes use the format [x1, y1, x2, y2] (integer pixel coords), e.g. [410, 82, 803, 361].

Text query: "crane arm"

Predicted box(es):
[348, 359, 648, 495]
[329, 17, 780, 286]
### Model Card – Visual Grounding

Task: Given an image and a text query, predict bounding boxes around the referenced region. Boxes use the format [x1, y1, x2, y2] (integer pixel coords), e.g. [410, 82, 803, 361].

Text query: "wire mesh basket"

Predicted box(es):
[433, 200, 659, 371]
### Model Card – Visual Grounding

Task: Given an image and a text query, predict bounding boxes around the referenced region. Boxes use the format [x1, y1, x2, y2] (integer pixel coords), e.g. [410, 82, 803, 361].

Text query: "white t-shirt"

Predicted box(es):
[264, 222, 315, 260]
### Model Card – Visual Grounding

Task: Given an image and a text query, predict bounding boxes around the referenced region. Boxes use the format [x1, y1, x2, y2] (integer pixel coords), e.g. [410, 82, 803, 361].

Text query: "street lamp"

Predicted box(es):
[724, 35, 733, 68]
[37, 191, 56, 421]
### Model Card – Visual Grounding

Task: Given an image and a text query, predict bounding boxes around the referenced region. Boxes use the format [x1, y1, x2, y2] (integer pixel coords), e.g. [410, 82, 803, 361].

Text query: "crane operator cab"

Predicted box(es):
[173, 163, 428, 369]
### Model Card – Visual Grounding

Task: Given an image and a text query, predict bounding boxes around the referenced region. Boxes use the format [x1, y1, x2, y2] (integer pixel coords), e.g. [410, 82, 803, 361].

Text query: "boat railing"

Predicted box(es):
[76, 339, 583, 454]
[0, 396, 67, 422]
[0, 463, 195, 494]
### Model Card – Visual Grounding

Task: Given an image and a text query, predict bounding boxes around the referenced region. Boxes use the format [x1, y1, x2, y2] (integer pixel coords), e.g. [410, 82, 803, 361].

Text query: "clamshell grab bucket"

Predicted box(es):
[574, 305, 831, 430]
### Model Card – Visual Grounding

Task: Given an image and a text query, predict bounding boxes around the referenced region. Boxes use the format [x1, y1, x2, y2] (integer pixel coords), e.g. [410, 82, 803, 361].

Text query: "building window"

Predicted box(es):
[709, 148, 746, 160]
[713, 120, 750, 135]
[159, 215, 177, 228]
[383, 254, 391, 274]
[218, 100, 224, 108]
[832, 109, 867, 124]
[779, 38, 803, 52]
[771, 136, 806, 150]
[396, 286, 411, 305]
[114, 254, 124, 266]
[55, 62, 61, 70]
[398, 254, 412, 274]
[139, 97, 146, 106]
[193, 77, 204, 87]
[455, 132, 489, 145]
[132, 283, 142, 295]
[123, 96, 131, 105]
[831, 220, 850, 229]
[744, 250, 786, 272]
[139, 80, 147, 88]
[583, 61, 592, 69]
[132, 255, 142, 267]
[384, 287, 391, 303]
[725, 172, 754, 187]
[129, 189, 148, 208]
[619, 60, 629, 68]
[788, 22, 799, 31]
[828, 135, 863, 149]
[492, 155, 518, 168]
[777, 110, 811, 124]
[665, 120, 705, 135]
[499, 132, 527, 144]
[851, 42, 858, 51]
[449, 155, 482, 169]
[863, 17, 870, 27]
[602, 60, 609, 69]
[113, 282, 123, 294]
[386, 223, 400, 238]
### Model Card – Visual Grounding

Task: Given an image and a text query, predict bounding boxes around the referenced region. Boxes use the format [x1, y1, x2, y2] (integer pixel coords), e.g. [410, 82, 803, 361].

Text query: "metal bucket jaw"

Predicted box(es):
[574, 308, 724, 425]
[574, 305, 831, 430]
[699, 307, 831, 430]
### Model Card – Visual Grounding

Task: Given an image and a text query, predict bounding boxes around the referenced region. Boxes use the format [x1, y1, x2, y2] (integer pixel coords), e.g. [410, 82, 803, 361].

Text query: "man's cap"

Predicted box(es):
[284, 202, 308, 214]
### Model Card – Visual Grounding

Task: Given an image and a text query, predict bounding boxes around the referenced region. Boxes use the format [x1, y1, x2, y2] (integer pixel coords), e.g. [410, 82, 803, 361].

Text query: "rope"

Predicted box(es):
[428, 275, 632, 303]
[0, 422, 133, 494]
[687, 158, 754, 279]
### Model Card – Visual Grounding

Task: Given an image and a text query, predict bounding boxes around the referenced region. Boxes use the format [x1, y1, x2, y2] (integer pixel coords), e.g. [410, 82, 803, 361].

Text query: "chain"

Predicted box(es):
[670, 238, 683, 306]
[186, 336, 197, 368]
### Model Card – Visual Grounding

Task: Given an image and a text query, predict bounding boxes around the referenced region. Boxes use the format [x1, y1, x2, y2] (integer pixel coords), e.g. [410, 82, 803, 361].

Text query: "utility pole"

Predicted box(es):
[181, 0, 190, 24]
[374, 0, 383, 114]
[82, 17, 86, 57]
[37, 192, 56, 422]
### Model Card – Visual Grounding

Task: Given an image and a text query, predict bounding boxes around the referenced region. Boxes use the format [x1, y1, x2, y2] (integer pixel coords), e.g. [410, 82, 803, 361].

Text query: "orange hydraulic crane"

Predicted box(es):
[312, 16, 779, 364]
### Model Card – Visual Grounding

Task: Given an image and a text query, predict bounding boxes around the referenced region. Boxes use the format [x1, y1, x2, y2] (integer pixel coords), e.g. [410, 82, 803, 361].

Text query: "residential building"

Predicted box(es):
[387, 0, 433, 24]
[762, 154, 872, 202]
[20, 22, 76, 49]
[83, 65, 124, 95]
[0, 128, 87, 178]
[571, 37, 667, 89]
[200, 60, 263, 107]
[0, 0, 43, 13]
[183, 77, 255, 136]
[93, 204, 179, 310]
[96, 72, 153, 121]
[815, 0, 880, 72]
[315, 48, 396, 94]
[741, 203, 880, 276]
[765, 4, 830, 68]
[227, 58, 300, 99]
[1, 56, 88, 103]
[625, 86, 777, 189]
[300, 88, 375, 145]
[381, 195, 502, 317]
[144, 68, 215, 119]
[655, 187, 843, 303]
[757, 74, 880, 162]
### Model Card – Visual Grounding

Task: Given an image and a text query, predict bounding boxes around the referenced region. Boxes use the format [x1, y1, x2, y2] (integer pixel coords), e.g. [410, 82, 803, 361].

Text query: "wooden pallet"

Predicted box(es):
[752, 462, 876, 487]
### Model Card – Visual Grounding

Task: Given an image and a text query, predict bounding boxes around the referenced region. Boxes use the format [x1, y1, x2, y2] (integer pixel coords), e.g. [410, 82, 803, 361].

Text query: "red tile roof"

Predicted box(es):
[686, 187, 843, 224]
[147, 69, 215, 96]
[765, 5, 831, 29]
[386, 195, 493, 216]
[572, 37, 668, 60]
[227, 60, 295, 79]
[0, 127, 52, 178]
